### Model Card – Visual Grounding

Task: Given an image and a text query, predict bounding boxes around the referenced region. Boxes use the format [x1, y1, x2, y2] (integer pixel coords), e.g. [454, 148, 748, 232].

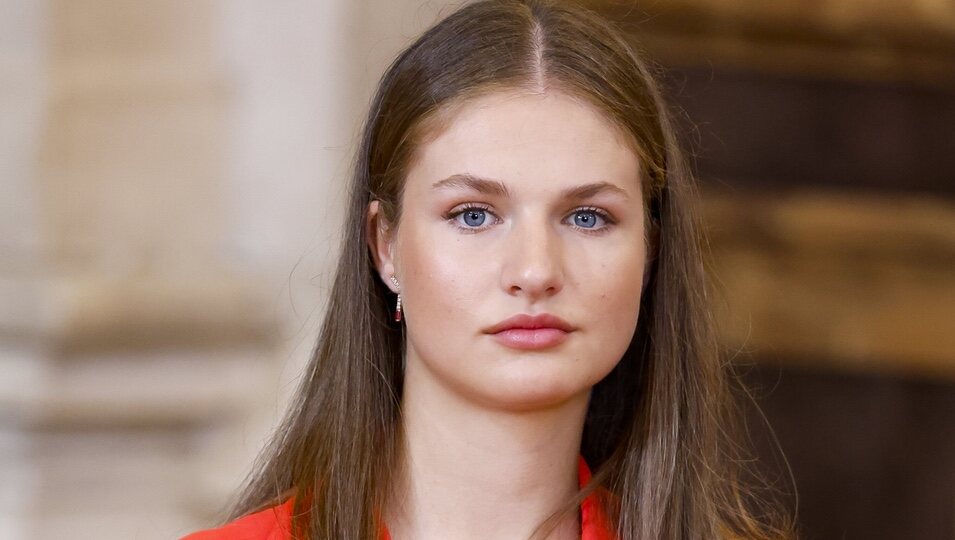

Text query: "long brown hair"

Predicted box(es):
[229, 1, 795, 538]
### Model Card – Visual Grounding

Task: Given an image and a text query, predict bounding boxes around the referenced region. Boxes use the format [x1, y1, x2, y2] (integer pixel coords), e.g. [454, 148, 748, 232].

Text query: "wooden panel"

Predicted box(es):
[587, 0, 955, 85]
[660, 66, 955, 196]
[744, 366, 955, 540]
[704, 191, 955, 380]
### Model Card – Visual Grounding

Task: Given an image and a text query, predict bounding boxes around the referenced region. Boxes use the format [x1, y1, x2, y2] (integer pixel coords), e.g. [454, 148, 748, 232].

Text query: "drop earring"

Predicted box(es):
[390, 275, 402, 322]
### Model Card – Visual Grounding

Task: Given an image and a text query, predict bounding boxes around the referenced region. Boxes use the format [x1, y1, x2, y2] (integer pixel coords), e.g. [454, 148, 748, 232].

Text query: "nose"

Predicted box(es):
[501, 215, 564, 301]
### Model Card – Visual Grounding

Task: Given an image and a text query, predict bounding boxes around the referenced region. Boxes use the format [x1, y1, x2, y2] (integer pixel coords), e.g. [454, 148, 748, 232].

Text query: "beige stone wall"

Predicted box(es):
[0, 1, 456, 538]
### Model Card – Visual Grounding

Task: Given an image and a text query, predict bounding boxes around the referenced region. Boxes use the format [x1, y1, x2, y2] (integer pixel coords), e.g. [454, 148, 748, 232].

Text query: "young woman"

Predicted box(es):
[184, 1, 794, 538]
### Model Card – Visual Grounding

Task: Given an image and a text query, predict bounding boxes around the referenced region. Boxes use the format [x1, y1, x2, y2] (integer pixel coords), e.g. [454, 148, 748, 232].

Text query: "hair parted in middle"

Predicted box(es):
[228, 1, 795, 539]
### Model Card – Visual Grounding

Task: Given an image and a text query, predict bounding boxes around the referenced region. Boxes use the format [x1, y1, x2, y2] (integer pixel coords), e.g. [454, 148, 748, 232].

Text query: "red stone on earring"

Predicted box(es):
[394, 293, 402, 322]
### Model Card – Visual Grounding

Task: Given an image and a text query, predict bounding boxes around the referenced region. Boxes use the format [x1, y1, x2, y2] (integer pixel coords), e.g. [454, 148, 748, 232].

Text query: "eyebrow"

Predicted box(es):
[431, 173, 630, 200]
[432, 174, 511, 197]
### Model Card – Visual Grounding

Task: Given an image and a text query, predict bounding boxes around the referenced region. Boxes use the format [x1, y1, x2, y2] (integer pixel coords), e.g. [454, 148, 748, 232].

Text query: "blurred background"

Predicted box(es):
[0, 1, 952, 538]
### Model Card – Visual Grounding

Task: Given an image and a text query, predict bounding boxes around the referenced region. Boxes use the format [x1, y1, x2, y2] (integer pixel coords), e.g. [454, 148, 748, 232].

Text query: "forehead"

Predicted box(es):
[405, 90, 642, 196]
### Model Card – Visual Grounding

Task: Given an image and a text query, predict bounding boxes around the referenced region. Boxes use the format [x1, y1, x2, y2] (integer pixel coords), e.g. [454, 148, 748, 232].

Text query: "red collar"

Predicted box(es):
[181, 456, 615, 540]
[576, 456, 616, 540]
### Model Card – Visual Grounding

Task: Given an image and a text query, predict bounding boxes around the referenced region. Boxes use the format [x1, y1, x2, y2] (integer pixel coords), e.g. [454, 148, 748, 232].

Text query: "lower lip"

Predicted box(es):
[490, 328, 570, 350]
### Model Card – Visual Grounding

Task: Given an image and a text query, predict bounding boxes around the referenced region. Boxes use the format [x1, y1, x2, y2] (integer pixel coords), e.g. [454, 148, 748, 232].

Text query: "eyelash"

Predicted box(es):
[444, 204, 616, 235]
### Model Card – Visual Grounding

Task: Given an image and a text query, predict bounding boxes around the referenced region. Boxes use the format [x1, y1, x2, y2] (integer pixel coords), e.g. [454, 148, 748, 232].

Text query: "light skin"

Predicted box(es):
[367, 89, 648, 539]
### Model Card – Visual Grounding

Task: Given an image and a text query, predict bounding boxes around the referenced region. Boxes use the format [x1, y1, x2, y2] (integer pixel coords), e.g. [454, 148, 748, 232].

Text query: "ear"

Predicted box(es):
[366, 200, 398, 293]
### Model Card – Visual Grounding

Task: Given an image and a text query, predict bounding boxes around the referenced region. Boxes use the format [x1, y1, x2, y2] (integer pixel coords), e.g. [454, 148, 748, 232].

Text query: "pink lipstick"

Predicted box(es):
[484, 313, 574, 350]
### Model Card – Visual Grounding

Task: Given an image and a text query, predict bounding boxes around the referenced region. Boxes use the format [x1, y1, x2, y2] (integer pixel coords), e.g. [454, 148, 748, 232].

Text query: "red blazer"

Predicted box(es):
[182, 457, 615, 539]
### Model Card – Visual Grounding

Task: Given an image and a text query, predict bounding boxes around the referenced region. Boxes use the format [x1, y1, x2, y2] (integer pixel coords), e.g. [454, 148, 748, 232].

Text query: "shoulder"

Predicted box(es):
[180, 499, 294, 540]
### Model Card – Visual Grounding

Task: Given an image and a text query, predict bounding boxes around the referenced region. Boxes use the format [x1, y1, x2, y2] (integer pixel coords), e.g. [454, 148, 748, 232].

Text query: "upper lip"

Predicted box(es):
[484, 313, 575, 334]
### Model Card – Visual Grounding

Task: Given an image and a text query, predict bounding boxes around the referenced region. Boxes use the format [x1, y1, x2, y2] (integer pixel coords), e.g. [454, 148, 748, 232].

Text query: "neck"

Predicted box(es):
[385, 361, 590, 540]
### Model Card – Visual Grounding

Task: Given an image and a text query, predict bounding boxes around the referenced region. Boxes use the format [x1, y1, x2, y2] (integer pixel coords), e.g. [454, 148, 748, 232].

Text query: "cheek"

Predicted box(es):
[397, 223, 490, 324]
[578, 247, 646, 335]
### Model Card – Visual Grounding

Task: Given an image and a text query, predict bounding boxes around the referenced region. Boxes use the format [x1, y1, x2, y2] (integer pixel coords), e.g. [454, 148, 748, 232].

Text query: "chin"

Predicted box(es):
[473, 367, 596, 413]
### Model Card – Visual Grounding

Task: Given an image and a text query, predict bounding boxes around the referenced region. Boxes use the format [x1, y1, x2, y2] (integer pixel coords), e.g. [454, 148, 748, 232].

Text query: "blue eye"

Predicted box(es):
[462, 209, 487, 227]
[447, 205, 496, 231]
[573, 210, 599, 228]
[568, 207, 613, 231]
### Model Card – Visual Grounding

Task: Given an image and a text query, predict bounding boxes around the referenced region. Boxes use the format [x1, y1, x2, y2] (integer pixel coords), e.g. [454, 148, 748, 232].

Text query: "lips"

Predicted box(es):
[484, 313, 575, 350]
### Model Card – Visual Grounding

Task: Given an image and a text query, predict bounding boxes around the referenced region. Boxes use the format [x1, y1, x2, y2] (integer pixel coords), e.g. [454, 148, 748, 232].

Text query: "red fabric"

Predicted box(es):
[182, 498, 295, 540]
[182, 457, 615, 540]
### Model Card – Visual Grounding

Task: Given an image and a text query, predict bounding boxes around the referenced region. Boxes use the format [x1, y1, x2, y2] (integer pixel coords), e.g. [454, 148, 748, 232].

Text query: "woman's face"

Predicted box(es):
[369, 90, 647, 412]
